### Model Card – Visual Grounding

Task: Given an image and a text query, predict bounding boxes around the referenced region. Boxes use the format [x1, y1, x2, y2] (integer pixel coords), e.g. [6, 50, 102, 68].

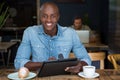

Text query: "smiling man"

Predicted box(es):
[14, 2, 91, 74]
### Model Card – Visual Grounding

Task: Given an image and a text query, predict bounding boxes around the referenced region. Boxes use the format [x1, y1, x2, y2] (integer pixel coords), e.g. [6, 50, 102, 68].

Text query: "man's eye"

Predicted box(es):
[51, 15, 56, 18]
[42, 15, 47, 18]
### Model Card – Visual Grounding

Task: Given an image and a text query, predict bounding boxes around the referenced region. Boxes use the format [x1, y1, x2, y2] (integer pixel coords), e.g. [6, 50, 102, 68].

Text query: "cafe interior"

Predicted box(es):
[0, 0, 120, 80]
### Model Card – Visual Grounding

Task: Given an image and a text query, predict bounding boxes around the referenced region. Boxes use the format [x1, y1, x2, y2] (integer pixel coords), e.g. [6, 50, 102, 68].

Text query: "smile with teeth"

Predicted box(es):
[46, 23, 52, 26]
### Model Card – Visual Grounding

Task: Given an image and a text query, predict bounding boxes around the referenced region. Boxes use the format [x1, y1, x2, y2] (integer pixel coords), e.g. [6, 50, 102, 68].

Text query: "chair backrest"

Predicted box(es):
[107, 54, 120, 69]
[69, 52, 105, 69]
[88, 52, 105, 69]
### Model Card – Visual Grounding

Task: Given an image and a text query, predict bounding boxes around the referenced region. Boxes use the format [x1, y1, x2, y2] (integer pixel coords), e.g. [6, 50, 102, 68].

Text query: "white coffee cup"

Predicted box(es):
[83, 66, 96, 77]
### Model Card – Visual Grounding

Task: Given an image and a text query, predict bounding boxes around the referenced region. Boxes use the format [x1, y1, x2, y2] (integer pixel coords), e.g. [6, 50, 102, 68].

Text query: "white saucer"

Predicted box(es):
[7, 72, 37, 80]
[78, 72, 99, 78]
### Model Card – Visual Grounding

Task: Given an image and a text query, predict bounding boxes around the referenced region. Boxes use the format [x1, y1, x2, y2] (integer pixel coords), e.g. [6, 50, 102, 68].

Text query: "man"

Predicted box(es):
[14, 2, 91, 74]
[71, 16, 91, 31]
[71, 16, 98, 43]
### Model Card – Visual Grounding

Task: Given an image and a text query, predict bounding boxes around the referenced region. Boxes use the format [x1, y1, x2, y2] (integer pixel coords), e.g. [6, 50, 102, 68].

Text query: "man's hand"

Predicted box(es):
[65, 65, 81, 74]
[48, 57, 56, 61]
[65, 61, 88, 74]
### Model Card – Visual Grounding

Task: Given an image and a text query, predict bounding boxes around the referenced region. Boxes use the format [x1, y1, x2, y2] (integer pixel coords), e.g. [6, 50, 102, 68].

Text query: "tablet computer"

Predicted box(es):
[37, 58, 78, 77]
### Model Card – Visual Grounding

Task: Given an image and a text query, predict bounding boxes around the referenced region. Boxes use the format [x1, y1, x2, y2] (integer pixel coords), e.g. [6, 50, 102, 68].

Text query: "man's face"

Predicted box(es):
[40, 4, 59, 31]
[74, 19, 82, 30]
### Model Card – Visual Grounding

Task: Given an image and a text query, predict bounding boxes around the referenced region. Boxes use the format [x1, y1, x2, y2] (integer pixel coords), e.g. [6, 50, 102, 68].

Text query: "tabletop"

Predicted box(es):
[0, 42, 17, 67]
[0, 42, 17, 52]
[84, 43, 109, 51]
[1, 69, 120, 80]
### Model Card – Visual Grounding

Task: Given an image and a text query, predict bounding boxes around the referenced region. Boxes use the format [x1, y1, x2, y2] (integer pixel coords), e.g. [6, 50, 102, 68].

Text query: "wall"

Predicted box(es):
[6, 0, 37, 27]
[109, 0, 120, 53]
[3, 0, 109, 45]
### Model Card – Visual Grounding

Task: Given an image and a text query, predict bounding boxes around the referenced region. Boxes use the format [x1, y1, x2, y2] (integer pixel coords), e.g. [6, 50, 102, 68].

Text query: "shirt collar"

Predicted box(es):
[38, 24, 63, 37]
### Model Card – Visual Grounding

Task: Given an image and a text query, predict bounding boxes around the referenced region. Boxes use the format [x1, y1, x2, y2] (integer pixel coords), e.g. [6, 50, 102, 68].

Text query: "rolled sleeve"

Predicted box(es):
[14, 59, 30, 70]
[14, 42, 31, 69]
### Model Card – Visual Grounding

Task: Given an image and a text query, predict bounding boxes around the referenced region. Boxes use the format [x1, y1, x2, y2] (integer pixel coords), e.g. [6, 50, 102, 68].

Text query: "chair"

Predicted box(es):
[0, 52, 5, 66]
[107, 54, 120, 69]
[69, 52, 106, 69]
[88, 52, 105, 69]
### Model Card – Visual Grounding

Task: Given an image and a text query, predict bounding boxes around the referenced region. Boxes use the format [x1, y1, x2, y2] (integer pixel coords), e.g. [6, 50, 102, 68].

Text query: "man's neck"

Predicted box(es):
[44, 27, 58, 37]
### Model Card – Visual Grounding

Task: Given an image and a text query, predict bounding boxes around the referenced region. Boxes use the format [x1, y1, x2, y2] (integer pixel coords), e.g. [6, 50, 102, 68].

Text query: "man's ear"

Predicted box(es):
[57, 15, 60, 21]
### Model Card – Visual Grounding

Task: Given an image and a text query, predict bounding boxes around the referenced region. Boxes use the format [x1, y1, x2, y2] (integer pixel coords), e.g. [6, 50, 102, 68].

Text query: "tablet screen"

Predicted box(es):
[38, 58, 78, 77]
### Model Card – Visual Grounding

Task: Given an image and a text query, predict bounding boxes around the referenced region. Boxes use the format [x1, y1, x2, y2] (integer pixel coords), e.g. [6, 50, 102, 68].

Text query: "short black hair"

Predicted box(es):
[72, 16, 83, 23]
[73, 16, 82, 20]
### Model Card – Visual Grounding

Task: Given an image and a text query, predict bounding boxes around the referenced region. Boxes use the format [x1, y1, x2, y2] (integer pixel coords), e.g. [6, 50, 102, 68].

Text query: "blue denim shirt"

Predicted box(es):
[14, 24, 91, 69]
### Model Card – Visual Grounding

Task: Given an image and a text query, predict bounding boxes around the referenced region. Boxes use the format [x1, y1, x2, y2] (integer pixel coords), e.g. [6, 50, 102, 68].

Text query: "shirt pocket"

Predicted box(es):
[31, 43, 48, 61]
[31, 43, 46, 54]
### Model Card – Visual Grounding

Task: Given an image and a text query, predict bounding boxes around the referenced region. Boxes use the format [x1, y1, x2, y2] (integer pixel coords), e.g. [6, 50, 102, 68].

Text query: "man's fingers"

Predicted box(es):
[65, 67, 69, 71]
[65, 66, 80, 73]
[65, 67, 74, 71]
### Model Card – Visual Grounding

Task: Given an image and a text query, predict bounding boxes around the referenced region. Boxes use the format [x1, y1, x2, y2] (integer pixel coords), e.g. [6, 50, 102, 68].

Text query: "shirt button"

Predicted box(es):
[64, 49, 67, 51]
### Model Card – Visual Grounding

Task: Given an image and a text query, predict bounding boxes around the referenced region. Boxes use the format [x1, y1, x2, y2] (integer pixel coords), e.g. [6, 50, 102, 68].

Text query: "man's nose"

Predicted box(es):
[46, 16, 51, 22]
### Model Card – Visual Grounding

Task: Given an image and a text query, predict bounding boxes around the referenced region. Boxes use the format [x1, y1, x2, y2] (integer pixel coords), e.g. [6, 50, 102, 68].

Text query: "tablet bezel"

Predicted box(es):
[37, 58, 79, 77]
